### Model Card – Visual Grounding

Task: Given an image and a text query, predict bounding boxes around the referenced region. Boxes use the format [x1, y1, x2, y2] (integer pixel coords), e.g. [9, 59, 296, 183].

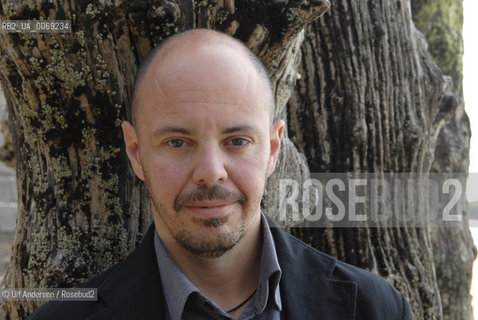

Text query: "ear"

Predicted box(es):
[121, 121, 145, 181]
[266, 120, 285, 177]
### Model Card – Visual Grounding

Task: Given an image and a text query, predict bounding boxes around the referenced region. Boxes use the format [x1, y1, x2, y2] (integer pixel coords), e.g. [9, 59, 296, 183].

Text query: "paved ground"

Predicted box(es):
[0, 97, 18, 282]
[0, 232, 14, 282]
[0, 163, 16, 232]
[0, 160, 16, 283]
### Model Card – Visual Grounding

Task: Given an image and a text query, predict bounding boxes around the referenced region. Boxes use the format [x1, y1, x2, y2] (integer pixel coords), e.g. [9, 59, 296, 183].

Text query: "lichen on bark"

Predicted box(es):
[0, 1, 330, 318]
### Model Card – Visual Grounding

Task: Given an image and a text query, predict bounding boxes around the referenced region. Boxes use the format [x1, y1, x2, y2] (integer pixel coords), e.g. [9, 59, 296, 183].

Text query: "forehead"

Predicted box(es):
[134, 41, 270, 128]
[156, 45, 255, 98]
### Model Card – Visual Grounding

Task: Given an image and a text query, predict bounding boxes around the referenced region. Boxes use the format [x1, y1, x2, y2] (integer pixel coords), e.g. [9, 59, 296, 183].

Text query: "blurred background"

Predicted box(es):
[0, 93, 15, 283]
[464, 0, 478, 317]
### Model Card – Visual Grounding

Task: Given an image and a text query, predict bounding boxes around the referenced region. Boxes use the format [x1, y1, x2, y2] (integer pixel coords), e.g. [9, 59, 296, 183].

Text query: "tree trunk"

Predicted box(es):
[286, 0, 470, 319]
[0, 0, 472, 319]
[0, 94, 14, 168]
[0, 1, 329, 318]
[412, 1, 474, 319]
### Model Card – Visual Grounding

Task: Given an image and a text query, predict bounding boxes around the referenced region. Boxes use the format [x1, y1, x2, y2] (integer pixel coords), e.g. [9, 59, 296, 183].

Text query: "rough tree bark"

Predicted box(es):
[287, 0, 471, 319]
[0, 106, 15, 168]
[0, 0, 471, 319]
[0, 0, 329, 318]
[412, 1, 474, 319]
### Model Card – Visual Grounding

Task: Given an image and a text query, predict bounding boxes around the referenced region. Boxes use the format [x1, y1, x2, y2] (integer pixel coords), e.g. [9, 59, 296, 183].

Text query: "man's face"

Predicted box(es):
[122, 41, 284, 258]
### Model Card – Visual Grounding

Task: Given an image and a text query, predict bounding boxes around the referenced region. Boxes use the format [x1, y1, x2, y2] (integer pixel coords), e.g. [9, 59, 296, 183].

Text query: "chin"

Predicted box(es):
[174, 222, 247, 258]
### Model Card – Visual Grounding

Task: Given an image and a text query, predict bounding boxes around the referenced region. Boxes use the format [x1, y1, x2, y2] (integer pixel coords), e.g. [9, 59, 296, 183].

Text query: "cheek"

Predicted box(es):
[228, 155, 268, 198]
[142, 155, 190, 202]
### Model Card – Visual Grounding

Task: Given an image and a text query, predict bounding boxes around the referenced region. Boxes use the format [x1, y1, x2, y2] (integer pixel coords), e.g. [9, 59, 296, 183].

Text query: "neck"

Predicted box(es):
[155, 212, 263, 310]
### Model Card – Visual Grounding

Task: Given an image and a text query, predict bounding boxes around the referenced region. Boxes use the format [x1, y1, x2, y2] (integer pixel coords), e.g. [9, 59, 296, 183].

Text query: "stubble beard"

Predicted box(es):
[174, 218, 248, 258]
[150, 183, 256, 259]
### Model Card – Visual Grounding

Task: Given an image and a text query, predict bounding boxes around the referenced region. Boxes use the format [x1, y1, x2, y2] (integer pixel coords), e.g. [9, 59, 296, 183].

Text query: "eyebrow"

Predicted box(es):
[222, 125, 261, 135]
[151, 125, 262, 139]
[151, 127, 193, 139]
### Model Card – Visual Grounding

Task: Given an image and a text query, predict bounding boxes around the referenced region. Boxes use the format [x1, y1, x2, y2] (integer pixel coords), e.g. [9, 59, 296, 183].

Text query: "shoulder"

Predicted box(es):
[29, 225, 162, 320]
[28, 261, 123, 320]
[268, 221, 413, 319]
[332, 259, 413, 319]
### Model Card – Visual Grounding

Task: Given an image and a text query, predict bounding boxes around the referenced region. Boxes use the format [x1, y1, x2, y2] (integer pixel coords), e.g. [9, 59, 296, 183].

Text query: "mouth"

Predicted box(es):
[183, 201, 236, 218]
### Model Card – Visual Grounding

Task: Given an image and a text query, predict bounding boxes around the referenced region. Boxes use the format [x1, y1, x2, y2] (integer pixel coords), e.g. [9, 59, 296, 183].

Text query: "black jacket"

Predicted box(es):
[30, 219, 413, 319]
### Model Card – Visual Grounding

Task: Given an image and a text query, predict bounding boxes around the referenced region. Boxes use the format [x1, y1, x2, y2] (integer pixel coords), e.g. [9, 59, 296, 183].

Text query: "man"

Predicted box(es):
[30, 29, 413, 319]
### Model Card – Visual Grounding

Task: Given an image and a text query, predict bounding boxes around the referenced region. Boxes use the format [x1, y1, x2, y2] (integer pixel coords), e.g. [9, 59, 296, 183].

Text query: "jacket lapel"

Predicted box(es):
[268, 219, 358, 320]
[95, 224, 166, 319]
[92, 220, 358, 319]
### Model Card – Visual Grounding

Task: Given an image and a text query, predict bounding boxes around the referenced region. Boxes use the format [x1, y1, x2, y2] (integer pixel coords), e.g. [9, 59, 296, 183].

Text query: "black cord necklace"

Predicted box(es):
[225, 289, 257, 313]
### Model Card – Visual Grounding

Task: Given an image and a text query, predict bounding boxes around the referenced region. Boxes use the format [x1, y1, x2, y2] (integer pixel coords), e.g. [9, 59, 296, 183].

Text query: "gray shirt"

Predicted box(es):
[154, 212, 283, 320]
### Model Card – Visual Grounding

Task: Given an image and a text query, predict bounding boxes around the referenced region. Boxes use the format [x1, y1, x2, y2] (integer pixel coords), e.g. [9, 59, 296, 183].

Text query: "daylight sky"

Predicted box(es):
[464, 0, 478, 202]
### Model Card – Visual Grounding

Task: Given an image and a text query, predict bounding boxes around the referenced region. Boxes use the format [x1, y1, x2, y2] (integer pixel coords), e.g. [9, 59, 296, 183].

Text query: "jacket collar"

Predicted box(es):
[97, 224, 166, 319]
[267, 216, 358, 320]
[96, 220, 357, 319]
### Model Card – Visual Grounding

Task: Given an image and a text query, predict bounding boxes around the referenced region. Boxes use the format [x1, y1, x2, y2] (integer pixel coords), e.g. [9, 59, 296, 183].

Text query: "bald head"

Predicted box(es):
[129, 29, 275, 125]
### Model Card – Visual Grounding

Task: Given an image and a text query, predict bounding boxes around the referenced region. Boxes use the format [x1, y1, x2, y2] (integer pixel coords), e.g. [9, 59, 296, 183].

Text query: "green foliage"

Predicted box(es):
[411, 0, 464, 94]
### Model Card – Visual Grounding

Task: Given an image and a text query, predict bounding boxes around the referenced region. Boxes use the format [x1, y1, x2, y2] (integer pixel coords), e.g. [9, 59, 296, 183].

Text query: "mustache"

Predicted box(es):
[174, 184, 246, 211]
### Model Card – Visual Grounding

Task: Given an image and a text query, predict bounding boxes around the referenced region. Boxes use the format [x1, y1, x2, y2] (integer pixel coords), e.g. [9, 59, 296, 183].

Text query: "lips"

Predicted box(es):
[184, 201, 236, 218]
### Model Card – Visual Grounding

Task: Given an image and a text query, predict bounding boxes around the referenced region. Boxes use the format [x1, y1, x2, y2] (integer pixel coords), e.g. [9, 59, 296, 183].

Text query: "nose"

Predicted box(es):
[192, 143, 228, 186]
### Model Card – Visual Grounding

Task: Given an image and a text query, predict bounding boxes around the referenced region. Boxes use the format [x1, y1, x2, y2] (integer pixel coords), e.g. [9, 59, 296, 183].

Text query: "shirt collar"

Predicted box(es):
[153, 212, 282, 319]
[254, 211, 282, 312]
[154, 232, 198, 320]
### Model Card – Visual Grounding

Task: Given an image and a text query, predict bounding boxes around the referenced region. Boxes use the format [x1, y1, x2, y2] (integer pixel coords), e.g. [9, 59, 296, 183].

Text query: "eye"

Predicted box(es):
[166, 139, 186, 148]
[227, 137, 250, 147]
